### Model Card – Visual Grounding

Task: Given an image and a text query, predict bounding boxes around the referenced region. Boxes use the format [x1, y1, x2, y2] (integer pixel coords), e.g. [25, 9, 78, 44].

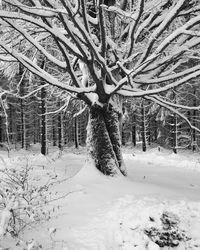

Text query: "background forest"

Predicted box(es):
[0, 0, 200, 161]
[0, 75, 200, 154]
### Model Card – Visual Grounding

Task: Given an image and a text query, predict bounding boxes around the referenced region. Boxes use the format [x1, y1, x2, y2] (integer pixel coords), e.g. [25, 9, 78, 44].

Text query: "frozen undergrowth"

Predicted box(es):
[0, 150, 64, 250]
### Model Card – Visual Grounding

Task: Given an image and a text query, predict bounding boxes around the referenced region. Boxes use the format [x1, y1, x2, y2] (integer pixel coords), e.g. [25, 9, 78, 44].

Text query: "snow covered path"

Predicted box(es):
[40, 150, 200, 250]
[125, 153, 200, 201]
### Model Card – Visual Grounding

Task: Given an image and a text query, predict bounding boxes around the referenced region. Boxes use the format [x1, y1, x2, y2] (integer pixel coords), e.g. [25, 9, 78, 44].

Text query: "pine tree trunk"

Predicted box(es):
[9, 104, 13, 144]
[122, 125, 126, 146]
[172, 113, 177, 154]
[192, 113, 196, 152]
[74, 116, 79, 149]
[33, 115, 37, 144]
[147, 129, 151, 146]
[141, 101, 147, 152]
[52, 121, 57, 146]
[58, 112, 63, 150]
[172, 90, 177, 154]
[41, 85, 47, 155]
[87, 104, 127, 176]
[0, 116, 2, 143]
[19, 65, 26, 149]
[20, 99, 26, 149]
[192, 88, 196, 152]
[132, 115, 136, 147]
[154, 119, 158, 142]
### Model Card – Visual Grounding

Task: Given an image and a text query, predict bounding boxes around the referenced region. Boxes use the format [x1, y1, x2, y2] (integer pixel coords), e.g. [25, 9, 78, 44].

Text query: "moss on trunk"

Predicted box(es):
[87, 104, 127, 176]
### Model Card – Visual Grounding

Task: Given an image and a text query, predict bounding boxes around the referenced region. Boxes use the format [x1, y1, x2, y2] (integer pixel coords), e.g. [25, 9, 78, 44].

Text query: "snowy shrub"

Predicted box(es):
[0, 160, 52, 238]
[144, 211, 191, 248]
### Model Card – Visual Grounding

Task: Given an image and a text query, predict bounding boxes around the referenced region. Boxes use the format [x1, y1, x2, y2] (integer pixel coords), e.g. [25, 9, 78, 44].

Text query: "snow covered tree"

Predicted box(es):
[1, 0, 200, 175]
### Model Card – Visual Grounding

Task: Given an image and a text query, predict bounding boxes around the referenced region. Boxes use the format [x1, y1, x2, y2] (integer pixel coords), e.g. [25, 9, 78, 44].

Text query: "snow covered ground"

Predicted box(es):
[0, 145, 200, 250]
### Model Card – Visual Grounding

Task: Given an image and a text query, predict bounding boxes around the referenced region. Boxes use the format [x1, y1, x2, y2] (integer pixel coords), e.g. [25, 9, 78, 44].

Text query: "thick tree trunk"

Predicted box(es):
[87, 104, 127, 176]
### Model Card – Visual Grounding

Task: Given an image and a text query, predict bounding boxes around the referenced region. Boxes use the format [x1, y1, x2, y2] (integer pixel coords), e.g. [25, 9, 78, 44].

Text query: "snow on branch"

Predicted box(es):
[2, 18, 67, 69]
[145, 95, 200, 134]
[137, 0, 187, 64]
[73, 105, 87, 118]
[4, 0, 59, 17]
[0, 41, 95, 94]
[150, 95, 200, 111]
[153, 15, 200, 56]
[134, 64, 200, 85]
[0, 10, 83, 58]
[99, 0, 107, 58]
[0, 0, 200, 112]
[127, 0, 144, 57]
[117, 68, 200, 97]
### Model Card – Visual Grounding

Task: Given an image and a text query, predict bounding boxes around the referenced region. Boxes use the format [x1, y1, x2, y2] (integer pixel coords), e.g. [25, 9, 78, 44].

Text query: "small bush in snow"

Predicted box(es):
[0, 161, 52, 238]
[144, 211, 191, 248]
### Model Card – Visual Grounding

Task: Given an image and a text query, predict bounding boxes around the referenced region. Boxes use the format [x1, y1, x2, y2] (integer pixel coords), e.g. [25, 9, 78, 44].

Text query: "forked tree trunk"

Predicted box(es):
[87, 104, 127, 176]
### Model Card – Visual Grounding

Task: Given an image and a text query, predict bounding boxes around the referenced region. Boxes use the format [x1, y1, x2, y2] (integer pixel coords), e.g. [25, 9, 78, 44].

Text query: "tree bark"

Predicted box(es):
[172, 89, 177, 154]
[122, 125, 126, 146]
[172, 113, 177, 154]
[87, 104, 127, 176]
[41, 85, 47, 155]
[0, 116, 2, 143]
[141, 101, 147, 152]
[20, 99, 26, 149]
[132, 113, 136, 146]
[52, 119, 57, 146]
[192, 87, 196, 152]
[19, 64, 26, 149]
[74, 116, 79, 149]
[58, 112, 63, 150]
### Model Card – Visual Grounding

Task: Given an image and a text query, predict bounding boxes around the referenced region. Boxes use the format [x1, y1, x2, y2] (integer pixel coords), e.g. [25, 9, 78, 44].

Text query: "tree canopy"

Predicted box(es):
[0, 0, 199, 111]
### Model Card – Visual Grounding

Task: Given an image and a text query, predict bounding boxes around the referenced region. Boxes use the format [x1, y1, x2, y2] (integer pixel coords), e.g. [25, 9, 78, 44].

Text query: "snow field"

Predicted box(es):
[66, 196, 200, 250]
[0, 147, 200, 249]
